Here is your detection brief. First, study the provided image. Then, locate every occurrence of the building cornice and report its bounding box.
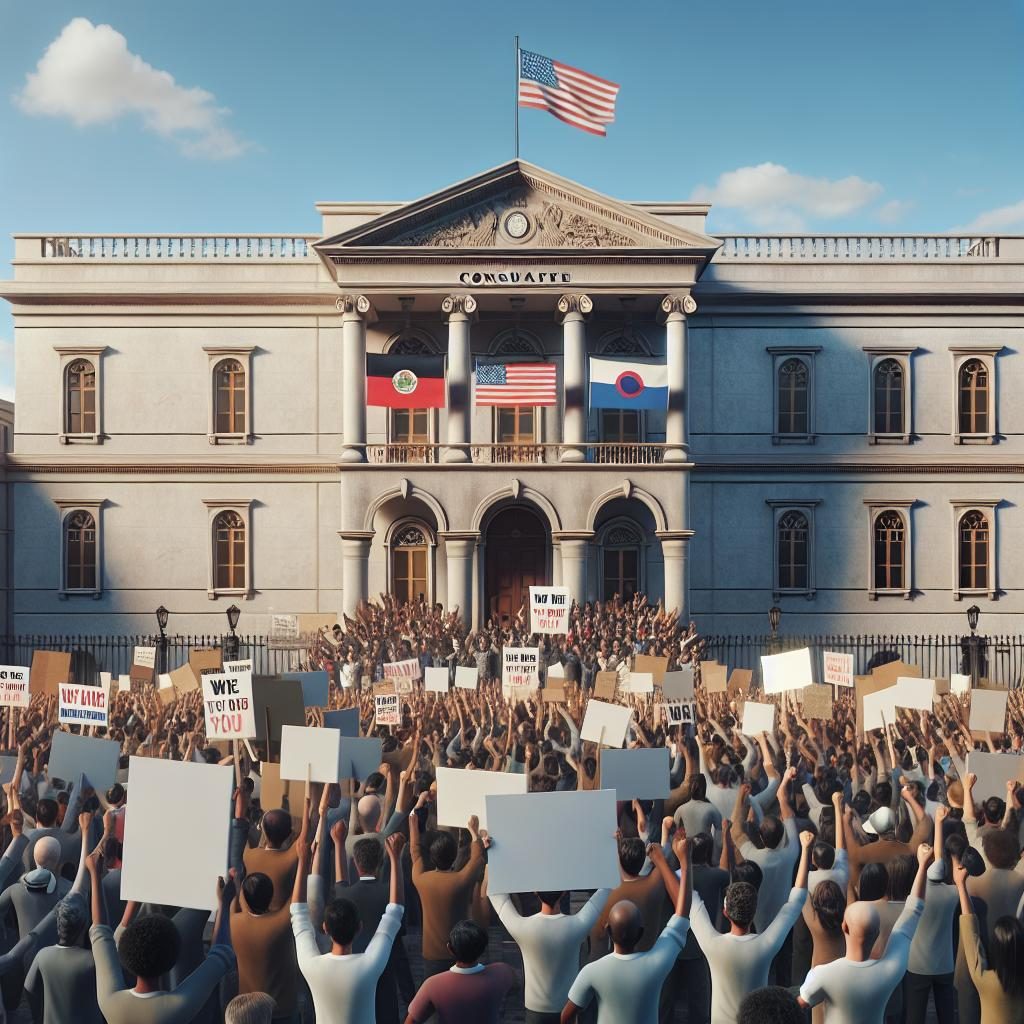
[693,459,1024,474]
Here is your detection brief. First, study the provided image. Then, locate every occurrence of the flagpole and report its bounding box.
[514,35,520,159]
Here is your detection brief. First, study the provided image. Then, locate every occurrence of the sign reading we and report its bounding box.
[201,672,256,740]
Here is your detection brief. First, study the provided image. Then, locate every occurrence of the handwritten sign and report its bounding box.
[0,666,30,708]
[383,658,422,683]
[132,646,156,670]
[662,702,695,727]
[375,691,401,727]
[59,684,109,727]
[201,671,256,740]
[503,648,540,689]
[823,652,854,688]
[529,586,571,634]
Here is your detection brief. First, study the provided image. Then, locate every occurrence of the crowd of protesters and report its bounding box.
[0,593,1022,1023]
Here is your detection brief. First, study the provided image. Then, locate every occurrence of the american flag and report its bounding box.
[518,49,620,137]
[475,362,557,406]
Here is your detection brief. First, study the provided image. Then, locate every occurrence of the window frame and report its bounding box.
[766,499,820,599]
[950,347,1001,445]
[203,499,253,599]
[54,346,107,445]
[863,348,914,444]
[53,498,104,598]
[864,500,914,600]
[767,347,820,445]
[599,408,645,444]
[597,518,646,601]
[385,518,435,605]
[204,346,254,445]
[950,499,999,601]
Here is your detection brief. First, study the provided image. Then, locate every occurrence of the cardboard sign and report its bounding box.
[270,615,300,642]
[951,673,971,697]
[258,761,297,815]
[855,673,896,734]
[156,673,177,707]
[454,666,479,691]
[280,725,342,783]
[252,676,305,746]
[870,660,920,686]
[741,701,776,735]
[727,668,753,700]
[593,671,618,701]
[375,691,401,727]
[662,667,694,701]
[862,686,899,732]
[625,672,654,695]
[435,766,528,830]
[823,652,854,688]
[485,790,620,895]
[169,662,200,695]
[201,671,256,740]
[541,684,567,703]
[58,684,109,728]
[633,655,669,685]
[132,646,156,669]
[49,731,120,791]
[966,750,1024,800]
[894,676,935,712]
[323,708,360,736]
[662,702,695,727]
[425,666,450,693]
[701,661,728,694]
[503,648,540,689]
[600,747,671,802]
[547,662,565,679]
[0,666,30,708]
[121,757,233,911]
[529,586,571,634]
[117,675,131,693]
[801,684,834,721]
[383,658,422,683]
[189,648,223,677]
[761,648,813,694]
[580,699,631,748]
[30,651,71,697]
[969,689,1008,733]
[283,671,330,708]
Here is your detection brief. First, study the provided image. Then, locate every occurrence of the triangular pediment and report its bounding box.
[317,161,719,254]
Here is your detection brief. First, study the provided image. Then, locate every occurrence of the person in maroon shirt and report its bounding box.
[405,920,517,1024]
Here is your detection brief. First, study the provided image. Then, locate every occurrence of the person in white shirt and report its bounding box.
[809,793,849,895]
[490,886,611,1023]
[291,825,406,1024]
[798,842,933,1024]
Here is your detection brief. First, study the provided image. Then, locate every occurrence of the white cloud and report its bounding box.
[13,18,249,159]
[691,162,884,231]
[958,199,1024,233]
[876,199,913,225]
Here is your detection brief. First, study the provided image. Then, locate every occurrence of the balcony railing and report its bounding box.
[366,443,668,465]
[26,235,318,259]
[714,234,1002,261]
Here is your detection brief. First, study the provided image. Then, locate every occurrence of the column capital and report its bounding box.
[441,294,478,318]
[338,530,375,544]
[556,293,593,319]
[660,293,697,319]
[336,294,374,319]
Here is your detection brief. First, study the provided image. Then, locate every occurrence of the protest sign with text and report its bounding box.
[383,658,422,683]
[201,671,256,740]
[503,647,540,688]
[59,684,109,727]
[0,666,30,708]
[823,652,854,688]
[375,691,401,726]
[529,586,571,634]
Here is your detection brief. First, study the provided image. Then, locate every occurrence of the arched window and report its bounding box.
[391,523,429,605]
[214,359,246,435]
[64,510,97,590]
[777,358,809,436]
[958,359,989,435]
[873,511,905,590]
[65,359,96,435]
[213,511,246,590]
[602,523,642,601]
[958,510,989,591]
[873,359,905,435]
[777,510,809,590]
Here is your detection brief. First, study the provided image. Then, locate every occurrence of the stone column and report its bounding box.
[554,531,593,604]
[339,531,373,615]
[661,294,696,463]
[657,530,694,620]
[558,293,592,462]
[440,531,479,624]
[441,295,476,463]
[340,295,372,464]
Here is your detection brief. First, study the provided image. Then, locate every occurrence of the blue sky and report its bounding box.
[1,1,1022,399]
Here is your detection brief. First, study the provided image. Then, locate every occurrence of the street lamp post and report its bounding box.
[966,604,981,688]
[768,605,782,653]
[224,604,241,662]
[155,605,169,675]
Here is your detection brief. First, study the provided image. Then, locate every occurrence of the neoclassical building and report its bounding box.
[2,160,1023,635]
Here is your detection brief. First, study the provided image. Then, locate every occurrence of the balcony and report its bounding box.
[713,234,1020,261]
[366,443,668,465]
[18,234,319,260]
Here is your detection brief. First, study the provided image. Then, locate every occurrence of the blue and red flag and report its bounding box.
[589,357,668,410]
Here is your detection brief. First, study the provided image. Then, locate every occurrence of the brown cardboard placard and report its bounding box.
[189,648,223,676]
[594,672,618,702]
[933,677,951,696]
[30,651,72,697]
[257,761,301,832]
[702,662,728,694]
[541,684,567,703]
[856,673,897,735]
[169,663,199,695]
[801,683,834,720]
[129,664,155,693]
[372,680,396,697]
[727,669,753,699]
[870,660,921,686]
[633,655,669,685]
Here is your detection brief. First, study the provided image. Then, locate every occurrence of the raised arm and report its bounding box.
[795,830,813,891]
[386,833,406,907]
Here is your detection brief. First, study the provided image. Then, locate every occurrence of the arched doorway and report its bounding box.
[484,506,549,626]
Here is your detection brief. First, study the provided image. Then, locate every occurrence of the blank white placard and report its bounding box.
[662,668,694,701]
[741,701,776,736]
[120,757,232,911]
[425,667,450,693]
[48,732,121,792]
[625,672,654,694]
[969,689,1009,733]
[279,725,341,783]
[435,766,528,830]
[951,673,971,696]
[895,676,935,711]
[862,686,898,732]
[455,666,479,690]
[599,748,670,801]
[967,750,1024,800]
[580,699,631,747]
[485,789,620,895]
[761,648,813,694]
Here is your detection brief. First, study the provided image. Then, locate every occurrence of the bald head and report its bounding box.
[844,901,880,956]
[357,795,382,831]
[261,809,292,848]
[34,836,61,872]
[607,899,644,952]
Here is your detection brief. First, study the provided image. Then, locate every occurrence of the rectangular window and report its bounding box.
[600,409,640,443]
[603,549,639,601]
[497,406,536,443]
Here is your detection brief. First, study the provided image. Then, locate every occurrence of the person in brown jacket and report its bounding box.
[408,791,484,978]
